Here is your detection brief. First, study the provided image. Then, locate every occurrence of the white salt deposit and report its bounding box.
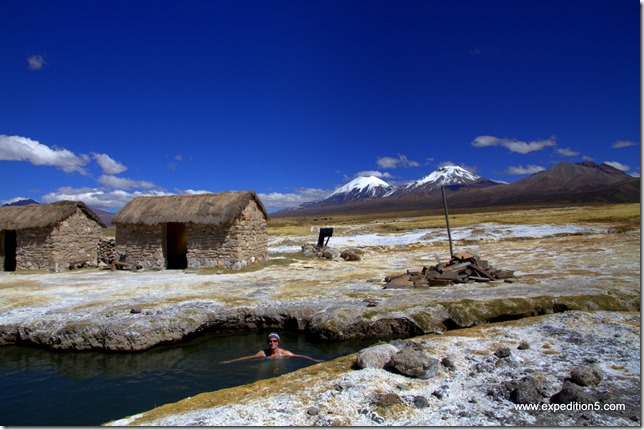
[268,223,606,253]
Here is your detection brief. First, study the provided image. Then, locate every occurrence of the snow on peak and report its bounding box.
[328,176,392,198]
[412,165,480,187]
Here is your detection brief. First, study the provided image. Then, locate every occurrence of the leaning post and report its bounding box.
[441,185,454,259]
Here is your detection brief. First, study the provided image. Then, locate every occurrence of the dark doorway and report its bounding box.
[165,223,187,270]
[3,230,17,271]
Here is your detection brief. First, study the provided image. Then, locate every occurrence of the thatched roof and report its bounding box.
[112,191,268,226]
[0,201,106,230]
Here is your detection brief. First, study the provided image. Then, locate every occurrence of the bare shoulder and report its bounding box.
[279,348,295,357]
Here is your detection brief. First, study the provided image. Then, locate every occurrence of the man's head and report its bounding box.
[267,332,280,345]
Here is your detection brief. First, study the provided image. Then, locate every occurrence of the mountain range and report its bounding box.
[272,161,640,217]
[2,199,40,207]
[3,161,639,220]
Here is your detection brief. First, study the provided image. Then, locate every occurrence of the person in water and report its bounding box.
[220,333,324,364]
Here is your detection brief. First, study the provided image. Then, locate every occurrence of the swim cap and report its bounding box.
[267,332,280,342]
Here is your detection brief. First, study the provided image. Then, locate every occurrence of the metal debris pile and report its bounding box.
[384,252,515,288]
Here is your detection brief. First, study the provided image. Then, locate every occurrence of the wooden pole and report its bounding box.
[441,185,454,258]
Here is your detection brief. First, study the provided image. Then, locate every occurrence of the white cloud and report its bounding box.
[437,161,478,174]
[92,153,127,175]
[555,147,579,157]
[472,135,557,154]
[438,161,455,167]
[293,188,332,201]
[168,154,185,172]
[180,189,212,195]
[505,164,545,175]
[354,170,394,179]
[612,140,638,149]
[376,154,419,169]
[0,135,162,195]
[0,134,90,173]
[27,54,46,70]
[42,186,229,211]
[603,161,630,171]
[42,186,172,210]
[258,188,331,211]
[97,175,157,190]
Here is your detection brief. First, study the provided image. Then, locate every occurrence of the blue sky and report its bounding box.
[1,1,640,212]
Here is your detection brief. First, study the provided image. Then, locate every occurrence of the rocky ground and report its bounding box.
[0,217,640,425]
[0,223,639,351]
[106,310,640,426]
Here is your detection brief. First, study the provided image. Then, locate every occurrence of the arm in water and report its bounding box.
[220,350,265,364]
[220,332,324,364]
[220,349,324,364]
[281,350,324,363]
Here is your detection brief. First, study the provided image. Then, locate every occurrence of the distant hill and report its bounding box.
[443,161,639,209]
[2,199,40,207]
[90,207,115,226]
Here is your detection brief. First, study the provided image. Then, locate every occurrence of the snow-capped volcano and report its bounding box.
[276,176,394,214]
[325,176,393,204]
[415,165,481,186]
[388,165,495,196]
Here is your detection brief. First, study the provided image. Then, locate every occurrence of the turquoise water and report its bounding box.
[0,332,375,426]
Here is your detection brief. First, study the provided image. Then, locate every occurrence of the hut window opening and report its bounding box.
[165,223,187,270]
[3,230,17,272]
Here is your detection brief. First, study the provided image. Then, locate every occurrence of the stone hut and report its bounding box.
[112,191,268,270]
[0,201,106,272]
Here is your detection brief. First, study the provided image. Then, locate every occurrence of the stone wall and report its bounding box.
[229,199,268,268]
[114,224,165,269]
[114,200,268,270]
[185,199,268,269]
[16,226,54,271]
[51,209,103,271]
[13,209,103,272]
[98,238,116,265]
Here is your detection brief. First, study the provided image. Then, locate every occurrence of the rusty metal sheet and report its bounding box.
[453,252,476,261]
[442,262,472,272]
[435,271,460,280]
[470,264,495,279]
